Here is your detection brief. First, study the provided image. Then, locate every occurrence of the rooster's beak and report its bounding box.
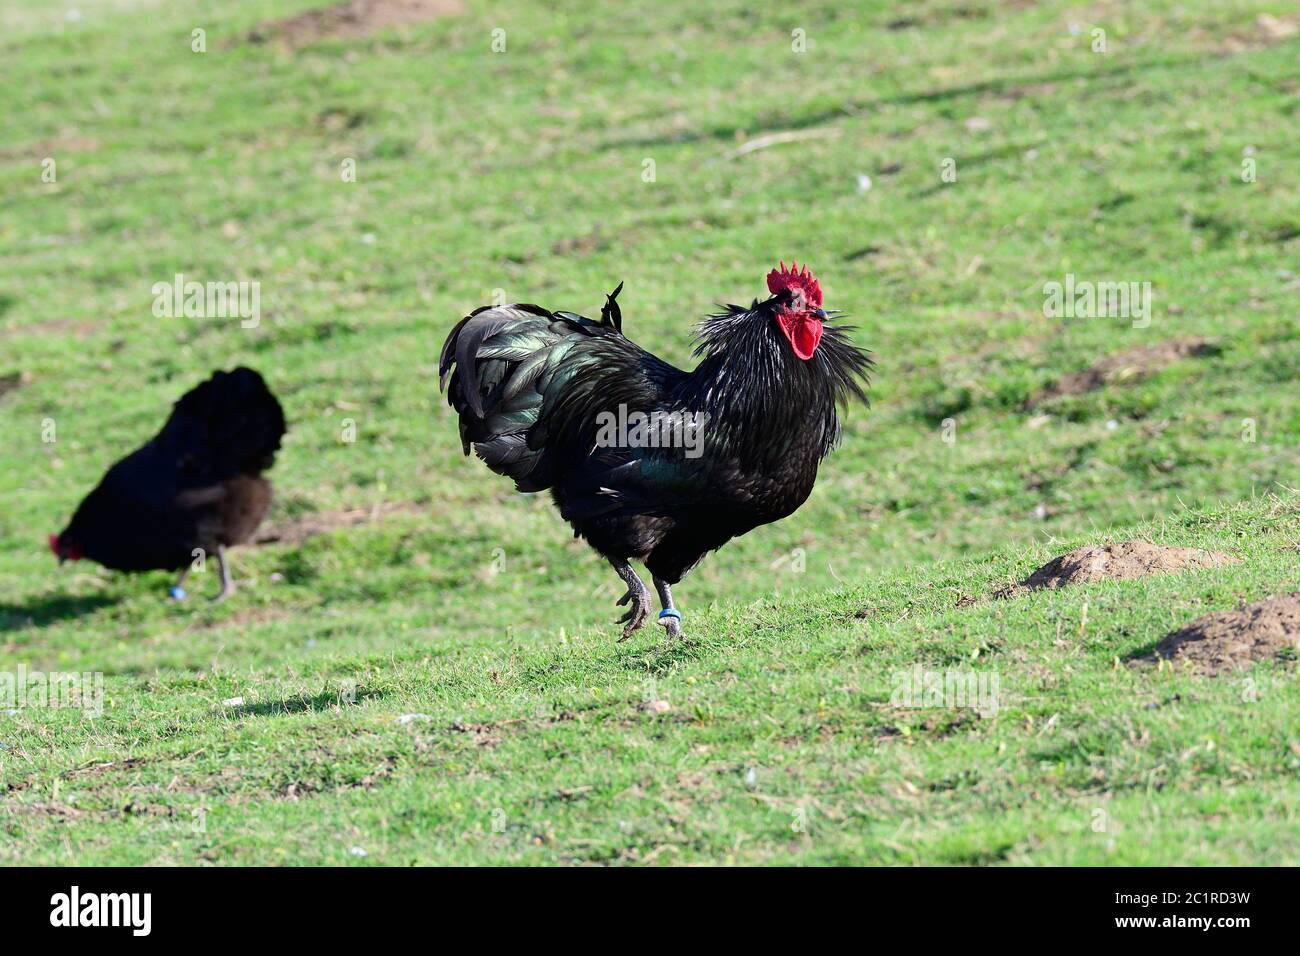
[812,309,828,320]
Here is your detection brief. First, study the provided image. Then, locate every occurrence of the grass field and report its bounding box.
[1,0,1297,864]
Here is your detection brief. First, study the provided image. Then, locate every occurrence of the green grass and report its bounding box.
[1,0,1297,864]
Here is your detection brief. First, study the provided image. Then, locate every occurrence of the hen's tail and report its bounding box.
[159,367,287,480]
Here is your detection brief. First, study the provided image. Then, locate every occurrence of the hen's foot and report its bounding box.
[210,544,235,604]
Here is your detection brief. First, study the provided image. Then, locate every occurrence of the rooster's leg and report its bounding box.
[611,559,651,640]
[653,576,683,639]
[211,544,235,604]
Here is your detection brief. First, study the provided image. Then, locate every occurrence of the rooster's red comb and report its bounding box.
[766,261,823,309]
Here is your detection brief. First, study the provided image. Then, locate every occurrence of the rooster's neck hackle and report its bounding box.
[683,300,873,465]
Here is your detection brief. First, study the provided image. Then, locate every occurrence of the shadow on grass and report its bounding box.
[0,594,117,633]
[226,686,386,717]
[600,57,1178,152]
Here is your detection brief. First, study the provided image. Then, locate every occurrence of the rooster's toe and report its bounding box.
[616,595,651,640]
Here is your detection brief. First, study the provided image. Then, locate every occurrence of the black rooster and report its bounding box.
[440,263,872,639]
[50,367,286,602]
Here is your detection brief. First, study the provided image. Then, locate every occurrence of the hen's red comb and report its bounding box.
[766,261,823,309]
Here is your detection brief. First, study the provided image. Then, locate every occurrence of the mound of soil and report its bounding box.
[248,0,464,47]
[1028,337,1216,407]
[1013,541,1238,593]
[1150,594,1300,675]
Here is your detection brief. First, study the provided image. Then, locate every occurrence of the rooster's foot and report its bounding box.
[658,609,683,640]
[611,559,651,641]
[616,588,651,640]
[653,576,683,640]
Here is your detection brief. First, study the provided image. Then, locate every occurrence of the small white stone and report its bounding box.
[857,174,873,194]
[221,696,245,707]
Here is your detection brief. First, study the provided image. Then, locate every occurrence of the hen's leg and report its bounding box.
[169,564,192,601]
[211,544,236,604]
[610,559,651,640]
[653,576,683,639]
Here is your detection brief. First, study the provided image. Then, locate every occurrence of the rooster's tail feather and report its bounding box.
[441,304,594,491]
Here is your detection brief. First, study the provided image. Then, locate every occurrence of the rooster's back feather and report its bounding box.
[440,301,686,494]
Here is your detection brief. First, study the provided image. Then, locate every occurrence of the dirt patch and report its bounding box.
[282,756,398,801]
[1147,594,1300,675]
[4,757,150,797]
[199,607,292,630]
[1007,541,1239,594]
[247,0,465,47]
[449,720,504,748]
[0,318,99,341]
[12,801,87,820]
[256,502,425,546]
[0,371,26,401]
[1213,14,1299,54]
[551,230,607,258]
[1028,337,1217,407]
[0,137,99,161]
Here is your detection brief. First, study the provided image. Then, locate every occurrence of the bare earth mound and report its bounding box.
[1028,337,1216,407]
[248,0,464,47]
[1013,540,1239,593]
[1150,594,1300,675]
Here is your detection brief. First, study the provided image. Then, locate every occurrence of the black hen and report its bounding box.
[51,367,287,602]
[440,263,872,639]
